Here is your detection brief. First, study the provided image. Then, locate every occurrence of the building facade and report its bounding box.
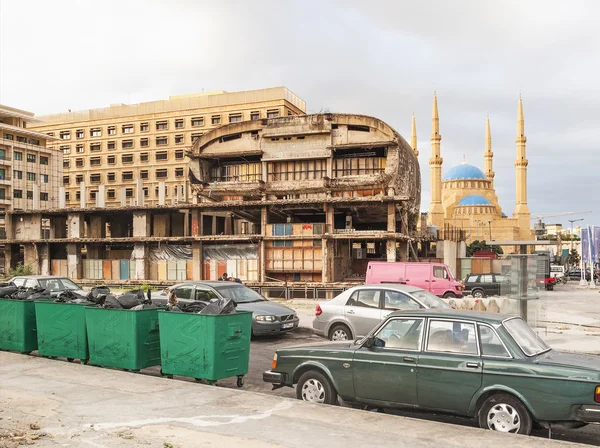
[425,94,533,248]
[29,87,305,208]
[2,113,425,289]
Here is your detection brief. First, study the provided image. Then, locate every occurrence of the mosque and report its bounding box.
[414,94,534,245]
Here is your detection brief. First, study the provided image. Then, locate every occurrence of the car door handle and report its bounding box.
[466,362,480,369]
[347,310,355,314]
[424,280,430,282]
[403,357,415,363]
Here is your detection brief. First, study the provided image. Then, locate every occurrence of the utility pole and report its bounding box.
[568,218,584,269]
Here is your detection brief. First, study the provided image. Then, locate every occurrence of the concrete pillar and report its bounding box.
[260,206,267,282]
[80,181,86,208]
[133,243,148,280]
[136,179,144,207]
[96,185,106,208]
[5,213,15,239]
[387,239,397,262]
[325,204,334,234]
[387,203,396,233]
[176,185,182,203]
[211,215,217,235]
[398,241,409,262]
[23,244,39,275]
[89,216,105,239]
[33,184,40,210]
[158,181,166,205]
[191,209,201,236]
[183,210,190,237]
[4,244,19,271]
[67,243,82,279]
[133,211,151,238]
[192,241,203,281]
[59,187,66,209]
[67,213,84,239]
[225,213,233,235]
[120,188,127,206]
[322,238,333,282]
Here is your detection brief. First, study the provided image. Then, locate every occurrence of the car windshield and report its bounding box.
[213,284,266,303]
[409,290,452,309]
[503,317,550,356]
[38,278,80,291]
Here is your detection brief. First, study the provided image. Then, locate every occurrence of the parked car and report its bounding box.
[264,309,600,435]
[463,273,511,298]
[365,262,464,298]
[154,281,299,336]
[568,269,591,281]
[7,275,87,297]
[312,284,451,341]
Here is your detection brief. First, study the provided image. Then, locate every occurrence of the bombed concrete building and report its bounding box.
[2,113,424,291]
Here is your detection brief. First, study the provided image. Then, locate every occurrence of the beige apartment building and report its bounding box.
[30,87,306,207]
[0,105,62,224]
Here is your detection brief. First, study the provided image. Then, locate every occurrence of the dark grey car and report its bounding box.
[8,275,87,297]
[154,281,299,336]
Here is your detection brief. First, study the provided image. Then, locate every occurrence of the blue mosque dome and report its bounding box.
[443,163,486,181]
[457,195,492,206]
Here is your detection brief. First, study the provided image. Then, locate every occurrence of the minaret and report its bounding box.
[428,92,444,227]
[410,113,418,157]
[484,115,494,183]
[514,95,530,224]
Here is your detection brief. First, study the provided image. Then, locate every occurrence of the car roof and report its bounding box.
[353,283,425,293]
[11,275,68,279]
[170,281,244,288]
[387,308,514,325]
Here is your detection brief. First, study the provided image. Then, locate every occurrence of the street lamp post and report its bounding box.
[488,220,493,241]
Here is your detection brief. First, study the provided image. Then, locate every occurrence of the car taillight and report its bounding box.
[315,304,322,317]
[595,386,600,403]
[271,353,278,370]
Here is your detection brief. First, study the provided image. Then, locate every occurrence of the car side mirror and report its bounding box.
[363,336,385,349]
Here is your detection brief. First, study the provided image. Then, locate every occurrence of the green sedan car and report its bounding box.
[264,309,600,435]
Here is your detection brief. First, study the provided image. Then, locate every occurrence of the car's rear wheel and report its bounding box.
[329,324,352,341]
[296,370,337,405]
[478,393,532,435]
[472,289,486,298]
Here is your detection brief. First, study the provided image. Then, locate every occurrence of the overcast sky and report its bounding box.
[1,0,598,228]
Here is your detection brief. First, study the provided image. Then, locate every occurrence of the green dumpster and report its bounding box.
[85,307,160,371]
[0,299,38,353]
[158,310,252,386]
[35,301,89,363]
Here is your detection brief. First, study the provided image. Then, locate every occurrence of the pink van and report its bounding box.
[365,262,464,298]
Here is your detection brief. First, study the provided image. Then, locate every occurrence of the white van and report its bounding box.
[550,265,566,283]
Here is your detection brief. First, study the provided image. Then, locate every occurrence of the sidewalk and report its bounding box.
[0,352,587,448]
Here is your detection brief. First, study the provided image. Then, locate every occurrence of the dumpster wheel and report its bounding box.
[81,359,89,365]
[237,376,244,388]
[67,358,74,362]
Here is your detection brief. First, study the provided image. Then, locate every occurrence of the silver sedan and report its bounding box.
[313,284,451,341]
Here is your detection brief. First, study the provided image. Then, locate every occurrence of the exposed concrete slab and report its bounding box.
[0,352,585,448]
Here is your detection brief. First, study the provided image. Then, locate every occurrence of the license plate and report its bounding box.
[281,322,294,329]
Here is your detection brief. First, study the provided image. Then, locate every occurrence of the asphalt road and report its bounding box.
[142,328,600,446]
[30,328,600,445]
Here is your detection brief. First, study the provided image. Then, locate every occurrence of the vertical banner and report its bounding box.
[581,228,589,264]
[594,226,600,263]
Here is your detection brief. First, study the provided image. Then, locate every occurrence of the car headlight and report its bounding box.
[255,315,277,322]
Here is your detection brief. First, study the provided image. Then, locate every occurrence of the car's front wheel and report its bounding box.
[329,323,352,341]
[478,393,532,435]
[296,370,338,405]
[443,292,457,298]
[472,288,486,298]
